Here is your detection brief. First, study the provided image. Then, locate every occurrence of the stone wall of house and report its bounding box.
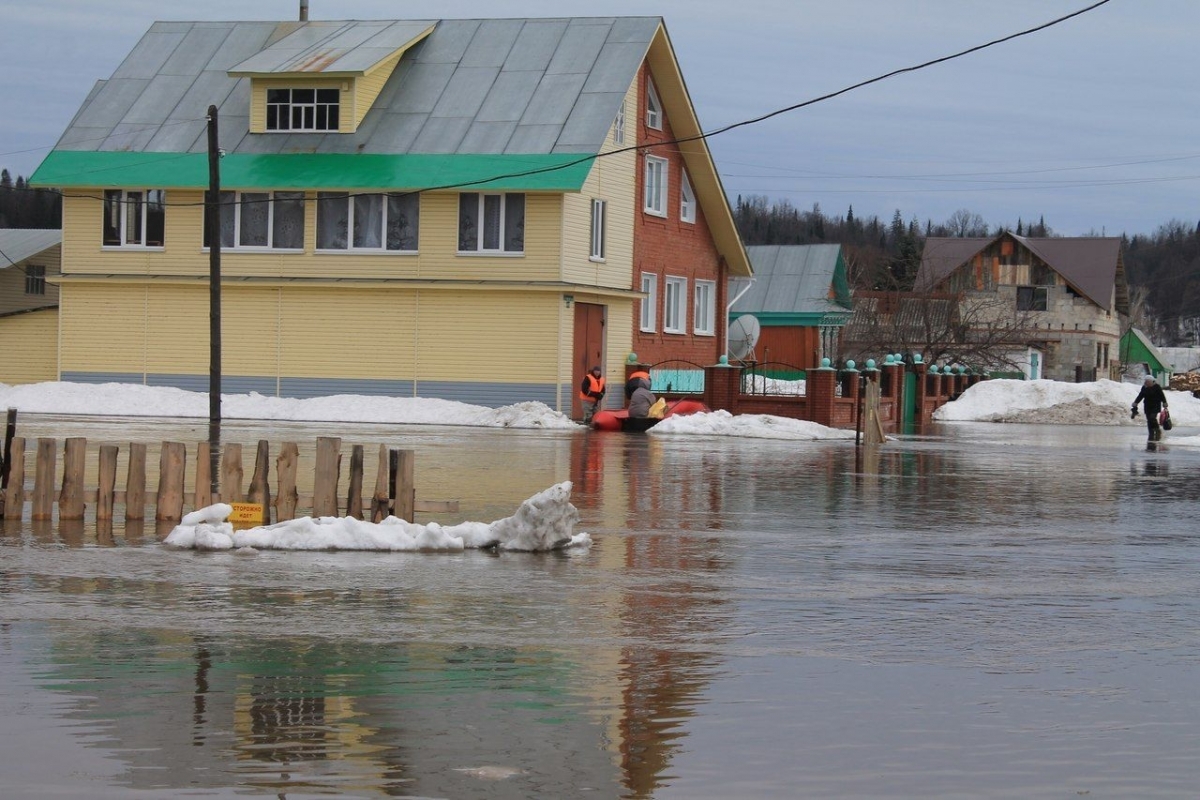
[1033,287,1122,381]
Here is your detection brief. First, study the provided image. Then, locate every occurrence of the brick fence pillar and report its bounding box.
[704,363,741,413]
[808,365,837,427]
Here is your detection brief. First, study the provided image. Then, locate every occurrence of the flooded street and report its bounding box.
[2,416,1199,798]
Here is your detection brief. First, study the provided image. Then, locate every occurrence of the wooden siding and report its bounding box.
[61,191,566,283]
[0,308,58,384]
[561,79,637,289]
[0,244,60,315]
[57,282,575,396]
[353,51,406,129]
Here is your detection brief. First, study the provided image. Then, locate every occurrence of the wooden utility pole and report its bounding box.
[206,104,222,498]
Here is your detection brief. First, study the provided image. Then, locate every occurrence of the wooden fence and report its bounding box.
[0,431,456,526]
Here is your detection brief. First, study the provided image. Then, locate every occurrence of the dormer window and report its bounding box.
[266,88,340,132]
[646,77,662,130]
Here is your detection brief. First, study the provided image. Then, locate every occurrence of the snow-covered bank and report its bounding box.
[0,381,576,429]
[934,379,1200,427]
[652,409,856,440]
[164,482,589,553]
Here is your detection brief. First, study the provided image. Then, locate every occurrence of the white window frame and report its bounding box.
[266,87,340,132]
[25,264,46,296]
[316,192,420,253]
[644,155,668,217]
[694,279,715,335]
[458,192,525,254]
[103,189,166,249]
[664,276,687,334]
[680,170,696,224]
[640,273,658,332]
[590,199,606,261]
[646,77,662,130]
[613,99,625,145]
[205,191,305,251]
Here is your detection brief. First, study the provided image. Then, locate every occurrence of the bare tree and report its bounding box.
[842,288,1039,373]
[945,208,989,238]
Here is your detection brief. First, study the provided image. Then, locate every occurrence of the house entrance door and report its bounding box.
[572,302,606,419]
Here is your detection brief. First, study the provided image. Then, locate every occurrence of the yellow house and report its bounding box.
[31,16,749,412]
[0,228,61,384]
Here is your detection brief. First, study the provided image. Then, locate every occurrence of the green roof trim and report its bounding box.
[731,310,850,327]
[31,150,596,192]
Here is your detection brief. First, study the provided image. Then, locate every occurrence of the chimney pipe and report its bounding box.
[299,0,309,21]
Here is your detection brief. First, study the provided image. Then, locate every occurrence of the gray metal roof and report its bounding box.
[732,244,850,315]
[0,228,61,269]
[53,16,661,158]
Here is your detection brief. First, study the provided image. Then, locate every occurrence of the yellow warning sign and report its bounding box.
[228,502,264,524]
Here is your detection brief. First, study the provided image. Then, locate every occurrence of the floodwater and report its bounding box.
[2,416,1199,799]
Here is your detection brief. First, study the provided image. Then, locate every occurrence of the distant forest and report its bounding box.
[0,169,60,230]
[733,195,1200,347]
[2,167,1196,345]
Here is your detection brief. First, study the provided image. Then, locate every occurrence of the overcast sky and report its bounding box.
[2,0,1197,237]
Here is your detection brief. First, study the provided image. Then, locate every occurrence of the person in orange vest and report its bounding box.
[580,366,606,424]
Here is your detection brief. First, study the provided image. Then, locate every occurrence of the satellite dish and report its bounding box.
[728,315,760,361]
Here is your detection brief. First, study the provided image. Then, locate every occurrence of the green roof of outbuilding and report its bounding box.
[31,150,595,191]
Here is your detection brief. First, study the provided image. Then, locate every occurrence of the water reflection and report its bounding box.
[2,420,1200,797]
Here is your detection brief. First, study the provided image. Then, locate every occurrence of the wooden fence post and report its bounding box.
[59,437,88,520]
[346,444,364,519]
[126,443,147,521]
[97,445,118,521]
[220,443,244,504]
[2,437,25,520]
[248,440,271,525]
[156,441,187,521]
[313,437,341,517]
[392,449,415,523]
[194,441,212,510]
[371,444,389,522]
[276,442,299,521]
[32,438,57,520]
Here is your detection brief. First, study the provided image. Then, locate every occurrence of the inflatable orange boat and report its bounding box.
[590,398,709,432]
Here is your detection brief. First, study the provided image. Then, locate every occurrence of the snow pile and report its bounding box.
[164,482,589,553]
[935,378,1200,425]
[652,409,856,440]
[0,381,577,429]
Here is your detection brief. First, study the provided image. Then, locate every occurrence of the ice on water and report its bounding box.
[164,482,589,553]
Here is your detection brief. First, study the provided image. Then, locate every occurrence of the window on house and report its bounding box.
[694,280,715,335]
[458,193,525,253]
[1016,286,1047,311]
[103,189,165,247]
[316,192,420,251]
[640,273,658,332]
[590,199,606,261]
[644,156,667,217]
[613,99,625,145]
[204,191,305,250]
[680,170,696,224]
[646,77,662,130]
[266,88,340,132]
[664,276,687,334]
[24,265,45,295]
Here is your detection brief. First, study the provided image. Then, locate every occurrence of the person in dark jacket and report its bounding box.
[1131,374,1168,441]
[625,368,651,401]
[579,366,606,424]
[628,376,656,418]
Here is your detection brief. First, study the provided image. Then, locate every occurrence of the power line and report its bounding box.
[20,0,1114,208]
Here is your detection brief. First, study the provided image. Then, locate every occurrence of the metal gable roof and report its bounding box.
[0,229,61,269]
[228,21,435,75]
[732,245,850,316]
[916,234,1122,311]
[41,16,660,165]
